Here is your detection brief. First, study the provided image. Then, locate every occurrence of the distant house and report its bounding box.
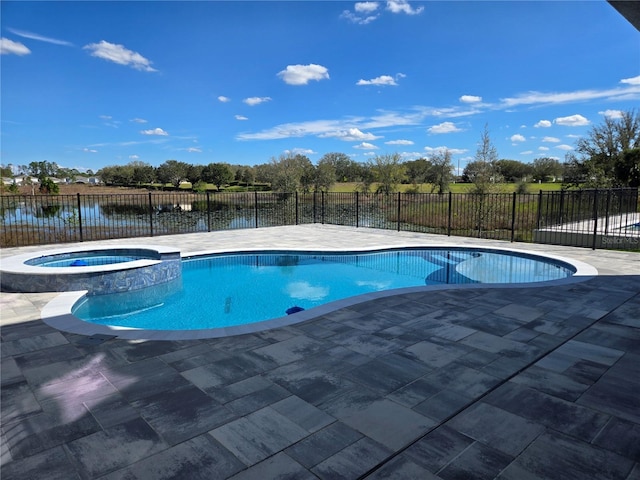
[2,177,15,185]
[12,175,39,185]
[74,176,102,185]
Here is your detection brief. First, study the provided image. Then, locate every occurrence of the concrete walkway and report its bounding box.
[1,225,639,479]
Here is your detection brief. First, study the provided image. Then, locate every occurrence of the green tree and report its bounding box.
[269,154,312,193]
[615,148,640,188]
[469,124,501,193]
[28,160,59,179]
[38,177,59,194]
[574,110,640,187]
[370,153,406,195]
[319,152,359,182]
[356,165,375,194]
[314,157,337,192]
[97,164,133,185]
[239,166,256,186]
[202,163,234,191]
[156,160,190,188]
[495,159,533,182]
[253,163,274,185]
[428,149,453,194]
[185,164,204,185]
[130,161,155,185]
[0,164,13,177]
[532,157,562,182]
[299,161,316,194]
[404,158,433,189]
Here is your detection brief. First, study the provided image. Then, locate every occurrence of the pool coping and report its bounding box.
[40,243,598,341]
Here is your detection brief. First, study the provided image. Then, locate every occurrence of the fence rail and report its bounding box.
[1,189,638,250]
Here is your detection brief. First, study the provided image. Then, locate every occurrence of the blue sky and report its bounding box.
[1,1,639,174]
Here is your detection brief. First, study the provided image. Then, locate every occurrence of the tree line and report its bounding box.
[3,110,638,195]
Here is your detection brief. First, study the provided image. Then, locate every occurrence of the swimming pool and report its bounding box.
[69,247,576,334]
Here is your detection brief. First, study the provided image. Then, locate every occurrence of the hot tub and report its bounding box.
[1,245,181,295]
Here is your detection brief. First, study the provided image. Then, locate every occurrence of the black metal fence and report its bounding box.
[1,188,638,250]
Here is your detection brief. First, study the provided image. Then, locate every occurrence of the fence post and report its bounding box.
[206,191,211,232]
[447,191,452,237]
[254,191,259,228]
[536,190,542,230]
[321,191,325,224]
[355,191,359,228]
[148,192,154,237]
[76,193,84,242]
[604,189,611,235]
[313,191,317,223]
[592,189,598,250]
[295,191,299,225]
[397,192,401,232]
[510,191,516,242]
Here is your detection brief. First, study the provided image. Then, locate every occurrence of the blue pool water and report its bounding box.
[72,248,574,331]
[33,255,146,267]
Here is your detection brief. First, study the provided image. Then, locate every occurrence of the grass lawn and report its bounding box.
[328,182,564,194]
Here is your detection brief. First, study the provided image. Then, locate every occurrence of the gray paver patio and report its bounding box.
[1,225,639,479]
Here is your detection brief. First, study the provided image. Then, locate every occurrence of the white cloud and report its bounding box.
[600,109,624,119]
[427,106,482,118]
[510,134,526,142]
[320,127,380,141]
[237,109,425,141]
[621,75,640,85]
[83,148,98,153]
[129,155,139,160]
[277,64,329,85]
[542,136,560,143]
[0,38,31,55]
[459,95,482,103]
[556,144,573,151]
[140,127,168,136]
[243,96,271,106]
[355,2,379,13]
[186,147,202,153]
[235,115,249,121]
[340,9,380,24]
[83,40,157,72]
[385,139,414,145]
[554,114,589,127]
[100,115,121,128]
[386,0,424,15]
[7,28,73,46]
[356,74,401,86]
[354,142,378,149]
[285,148,316,156]
[130,118,147,124]
[534,120,552,128]
[424,146,467,155]
[500,85,640,108]
[520,150,534,155]
[218,96,231,103]
[397,151,423,160]
[428,122,461,134]
[538,146,549,151]
[565,134,582,138]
